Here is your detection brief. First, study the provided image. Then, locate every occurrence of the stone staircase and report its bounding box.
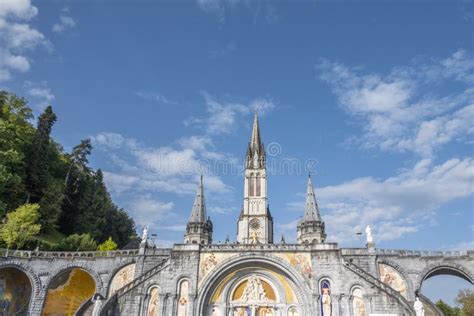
[343,259,415,315]
[99,258,170,315]
[75,258,169,316]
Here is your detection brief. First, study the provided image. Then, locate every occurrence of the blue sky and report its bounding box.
[1,0,472,303]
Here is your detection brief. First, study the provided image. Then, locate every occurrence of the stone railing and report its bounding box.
[197,242,339,252]
[376,248,471,258]
[0,248,139,259]
[101,258,170,315]
[343,259,414,315]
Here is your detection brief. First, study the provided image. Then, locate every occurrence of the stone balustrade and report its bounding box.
[375,248,471,257]
[0,248,139,259]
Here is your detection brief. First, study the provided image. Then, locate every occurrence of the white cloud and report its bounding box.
[196,0,278,24]
[186,93,275,135]
[24,81,55,108]
[128,195,175,227]
[315,157,474,245]
[134,91,175,104]
[318,50,474,158]
[52,15,76,33]
[92,132,230,195]
[0,0,48,82]
[0,0,38,19]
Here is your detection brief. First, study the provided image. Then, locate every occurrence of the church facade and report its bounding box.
[97,114,472,316]
[0,115,472,316]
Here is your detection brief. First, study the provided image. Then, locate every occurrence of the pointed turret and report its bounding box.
[184,176,213,244]
[189,175,206,223]
[303,174,322,221]
[297,174,326,244]
[246,112,266,169]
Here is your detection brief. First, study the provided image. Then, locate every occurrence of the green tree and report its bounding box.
[98,237,118,251]
[0,203,41,249]
[0,91,35,215]
[456,289,474,316]
[436,299,461,316]
[25,105,57,204]
[59,233,97,251]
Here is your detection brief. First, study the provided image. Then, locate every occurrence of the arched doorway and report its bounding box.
[42,268,96,315]
[0,267,32,314]
[198,256,310,316]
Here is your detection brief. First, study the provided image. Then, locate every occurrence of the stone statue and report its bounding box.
[414,297,424,316]
[240,275,267,302]
[91,294,103,316]
[365,225,374,245]
[141,225,149,243]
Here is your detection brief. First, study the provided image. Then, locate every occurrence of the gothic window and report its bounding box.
[320,280,332,316]
[351,287,365,316]
[255,173,261,196]
[249,173,255,197]
[177,280,189,316]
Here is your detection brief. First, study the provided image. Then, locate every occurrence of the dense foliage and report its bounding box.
[0,91,136,250]
[436,299,462,316]
[0,203,41,249]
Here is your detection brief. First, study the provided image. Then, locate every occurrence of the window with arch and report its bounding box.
[249,173,255,197]
[320,279,332,316]
[288,305,299,316]
[176,279,189,316]
[147,286,160,316]
[255,173,261,196]
[351,287,365,316]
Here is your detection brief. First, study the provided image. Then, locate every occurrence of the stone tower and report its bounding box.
[184,175,213,244]
[237,113,273,244]
[297,174,326,244]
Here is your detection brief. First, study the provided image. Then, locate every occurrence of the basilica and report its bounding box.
[1,114,472,316]
[95,114,472,316]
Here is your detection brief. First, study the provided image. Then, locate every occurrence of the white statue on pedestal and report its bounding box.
[414,297,424,316]
[91,294,103,316]
[141,225,149,244]
[365,225,374,245]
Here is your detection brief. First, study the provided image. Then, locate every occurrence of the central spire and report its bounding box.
[238,113,273,244]
[246,112,266,169]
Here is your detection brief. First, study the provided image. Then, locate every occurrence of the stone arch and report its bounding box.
[416,261,474,291]
[173,275,194,295]
[44,263,104,294]
[0,260,40,314]
[316,275,333,292]
[197,253,313,315]
[41,263,102,314]
[106,260,136,297]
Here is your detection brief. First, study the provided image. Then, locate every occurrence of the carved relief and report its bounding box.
[378,263,408,298]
